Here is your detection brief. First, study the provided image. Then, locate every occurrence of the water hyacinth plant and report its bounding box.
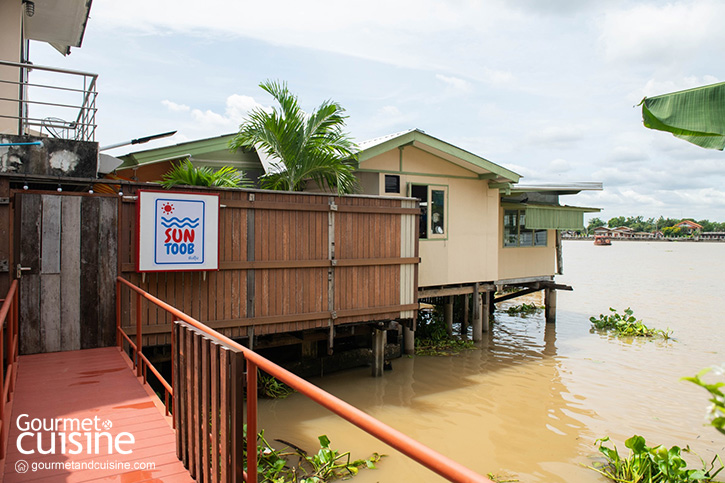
[590,308,671,338]
[683,365,725,435]
[505,303,541,316]
[249,430,384,482]
[587,435,723,483]
[259,373,296,399]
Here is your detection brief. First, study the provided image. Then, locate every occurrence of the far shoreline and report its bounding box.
[563,236,725,243]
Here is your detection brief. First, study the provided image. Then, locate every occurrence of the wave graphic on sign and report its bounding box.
[161,216,200,229]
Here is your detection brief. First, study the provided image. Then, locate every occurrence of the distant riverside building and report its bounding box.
[610,226,634,238]
[674,220,703,235]
[701,232,725,241]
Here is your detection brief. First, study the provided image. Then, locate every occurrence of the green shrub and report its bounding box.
[161,159,252,188]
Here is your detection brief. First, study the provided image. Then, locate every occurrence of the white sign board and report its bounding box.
[137,190,219,272]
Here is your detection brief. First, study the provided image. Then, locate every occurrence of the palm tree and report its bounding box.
[229,80,360,195]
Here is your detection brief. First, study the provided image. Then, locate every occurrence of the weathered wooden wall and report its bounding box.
[118,186,419,347]
[15,192,117,354]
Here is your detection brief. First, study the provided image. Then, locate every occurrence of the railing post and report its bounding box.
[13,285,18,366]
[136,291,143,377]
[246,360,257,483]
[116,280,121,348]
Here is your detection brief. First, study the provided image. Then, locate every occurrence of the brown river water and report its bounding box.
[258,240,725,482]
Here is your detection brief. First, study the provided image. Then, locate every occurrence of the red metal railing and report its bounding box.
[116,280,173,416]
[0,280,19,459]
[116,276,491,483]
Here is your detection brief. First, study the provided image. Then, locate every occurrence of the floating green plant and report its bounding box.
[590,308,671,338]
[248,429,384,482]
[259,373,296,399]
[415,338,476,356]
[505,303,541,316]
[586,435,722,483]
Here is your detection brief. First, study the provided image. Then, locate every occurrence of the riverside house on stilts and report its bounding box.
[117,129,601,361]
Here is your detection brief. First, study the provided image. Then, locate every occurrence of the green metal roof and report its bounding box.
[358,129,521,183]
[118,133,261,170]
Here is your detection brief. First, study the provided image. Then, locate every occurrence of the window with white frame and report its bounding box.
[411,184,447,239]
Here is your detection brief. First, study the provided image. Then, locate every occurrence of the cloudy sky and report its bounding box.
[30,0,725,222]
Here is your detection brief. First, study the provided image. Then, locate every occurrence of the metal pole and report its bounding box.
[136,292,142,377]
[246,361,258,483]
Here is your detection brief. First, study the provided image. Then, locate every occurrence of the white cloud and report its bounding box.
[436,74,473,93]
[640,75,721,99]
[599,1,725,65]
[359,105,415,134]
[548,158,572,173]
[162,100,190,112]
[225,95,269,121]
[155,94,272,143]
[480,68,515,85]
[607,146,648,164]
[527,125,586,147]
[190,109,232,129]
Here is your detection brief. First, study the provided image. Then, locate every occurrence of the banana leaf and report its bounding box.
[640,81,725,150]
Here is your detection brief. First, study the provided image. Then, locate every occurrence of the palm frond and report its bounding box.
[230,80,360,195]
[160,159,252,189]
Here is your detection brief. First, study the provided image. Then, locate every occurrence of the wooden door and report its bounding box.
[16,193,118,355]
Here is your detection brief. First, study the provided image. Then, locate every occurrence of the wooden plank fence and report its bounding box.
[118,186,419,347]
[0,176,417,355]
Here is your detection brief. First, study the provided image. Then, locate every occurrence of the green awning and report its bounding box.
[641,82,725,150]
[524,205,600,230]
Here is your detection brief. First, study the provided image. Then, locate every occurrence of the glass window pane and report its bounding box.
[504,209,518,246]
[520,229,533,246]
[534,230,548,246]
[431,189,445,235]
[384,175,400,193]
[411,185,428,239]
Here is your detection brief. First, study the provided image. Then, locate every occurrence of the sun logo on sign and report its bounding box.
[161,202,174,215]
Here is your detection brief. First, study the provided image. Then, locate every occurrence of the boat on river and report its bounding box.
[594,235,612,246]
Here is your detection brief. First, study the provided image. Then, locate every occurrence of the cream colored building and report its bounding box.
[355,130,599,293]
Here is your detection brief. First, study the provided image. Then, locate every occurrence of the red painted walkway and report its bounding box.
[2,347,192,482]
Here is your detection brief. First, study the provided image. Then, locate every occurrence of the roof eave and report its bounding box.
[358,129,521,183]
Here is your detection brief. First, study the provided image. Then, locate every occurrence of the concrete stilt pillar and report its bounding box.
[372,328,386,377]
[482,292,490,333]
[544,319,557,355]
[544,288,557,324]
[472,283,482,342]
[403,323,415,355]
[444,296,454,337]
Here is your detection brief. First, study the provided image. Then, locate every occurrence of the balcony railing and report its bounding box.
[0,60,98,142]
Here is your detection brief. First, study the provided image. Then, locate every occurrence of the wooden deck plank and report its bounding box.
[2,347,191,482]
